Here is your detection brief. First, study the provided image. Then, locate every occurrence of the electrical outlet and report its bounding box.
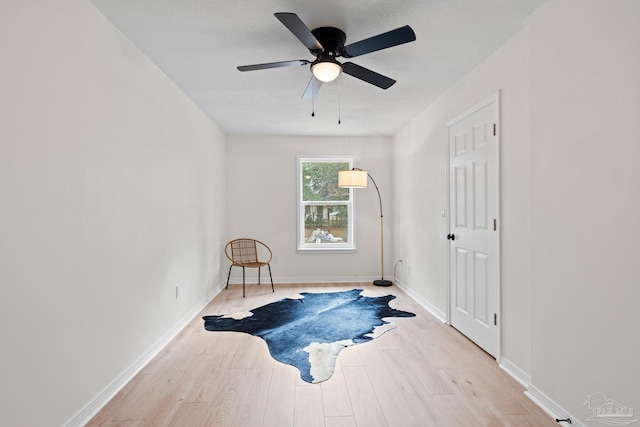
[175,285,181,299]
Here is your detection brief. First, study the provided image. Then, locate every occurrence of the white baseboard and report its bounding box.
[64,282,225,427]
[500,358,583,426]
[498,357,531,389]
[525,384,584,427]
[227,275,381,285]
[499,358,584,426]
[393,279,447,322]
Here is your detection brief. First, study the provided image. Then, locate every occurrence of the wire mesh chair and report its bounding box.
[225,238,274,297]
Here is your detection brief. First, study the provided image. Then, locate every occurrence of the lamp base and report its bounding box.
[373,279,393,287]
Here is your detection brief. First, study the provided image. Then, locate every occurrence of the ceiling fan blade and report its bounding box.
[341,25,416,58]
[274,12,324,52]
[237,59,309,72]
[302,76,323,100]
[341,62,396,89]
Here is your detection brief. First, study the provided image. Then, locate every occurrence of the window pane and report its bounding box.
[304,204,349,243]
[302,161,350,202]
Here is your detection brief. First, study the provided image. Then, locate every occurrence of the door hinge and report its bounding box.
[493,123,497,136]
[494,313,497,326]
[493,218,497,231]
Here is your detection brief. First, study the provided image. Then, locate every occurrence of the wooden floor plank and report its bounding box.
[168,402,213,427]
[437,369,511,426]
[261,362,296,427]
[342,364,388,427]
[294,385,324,427]
[358,341,420,427]
[432,394,485,426]
[226,368,272,427]
[324,416,357,427]
[336,344,363,367]
[320,360,354,417]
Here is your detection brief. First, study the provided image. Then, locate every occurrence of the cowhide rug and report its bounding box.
[203,289,415,383]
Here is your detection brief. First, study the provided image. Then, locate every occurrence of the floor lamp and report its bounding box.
[338,168,393,286]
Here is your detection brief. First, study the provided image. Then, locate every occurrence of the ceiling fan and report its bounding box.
[237,12,416,99]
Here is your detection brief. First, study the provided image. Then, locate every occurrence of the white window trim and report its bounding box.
[297,155,357,253]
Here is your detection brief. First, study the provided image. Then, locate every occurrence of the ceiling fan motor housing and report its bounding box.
[310,27,347,56]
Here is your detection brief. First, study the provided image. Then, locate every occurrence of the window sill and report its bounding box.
[297,246,357,254]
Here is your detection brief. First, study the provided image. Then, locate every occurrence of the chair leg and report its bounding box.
[242,266,245,298]
[226,265,233,289]
[268,263,274,293]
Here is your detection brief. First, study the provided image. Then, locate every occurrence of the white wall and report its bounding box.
[0,1,227,426]
[393,0,640,424]
[528,0,640,421]
[226,135,392,283]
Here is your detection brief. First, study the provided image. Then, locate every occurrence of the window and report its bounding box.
[298,156,355,252]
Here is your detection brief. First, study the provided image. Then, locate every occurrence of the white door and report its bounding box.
[447,93,500,358]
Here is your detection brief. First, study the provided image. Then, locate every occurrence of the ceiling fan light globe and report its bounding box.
[312,62,341,82]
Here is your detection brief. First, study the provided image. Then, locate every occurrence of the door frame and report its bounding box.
[445,91,501,360]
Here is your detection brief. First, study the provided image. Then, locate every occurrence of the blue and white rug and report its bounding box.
[203,289,416,383]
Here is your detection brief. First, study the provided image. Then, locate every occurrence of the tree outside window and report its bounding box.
[298,157,355,252]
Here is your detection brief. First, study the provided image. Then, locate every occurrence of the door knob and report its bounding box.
[447,234,455,240]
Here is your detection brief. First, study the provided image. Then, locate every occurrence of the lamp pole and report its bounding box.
[366,173,393,286]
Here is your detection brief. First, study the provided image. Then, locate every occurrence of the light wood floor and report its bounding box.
[88,282,556,426]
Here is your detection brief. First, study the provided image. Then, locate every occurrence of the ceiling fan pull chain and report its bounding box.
[338,77,341,124]
[312,83,315,117]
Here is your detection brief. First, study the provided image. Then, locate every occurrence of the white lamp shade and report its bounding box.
[338,170,368,188]
[312,61,341,82]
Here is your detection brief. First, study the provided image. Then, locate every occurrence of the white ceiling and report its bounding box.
[89,0,545,136]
